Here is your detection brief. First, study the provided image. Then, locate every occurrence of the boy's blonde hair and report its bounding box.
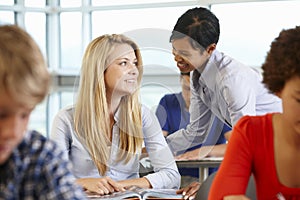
[0,25,50,108]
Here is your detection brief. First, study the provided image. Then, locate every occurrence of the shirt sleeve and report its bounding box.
[50,108,73,160]
[208,116,254,200]
[142,105,181,189]
[221,70,258,126]
[166,80,213,155]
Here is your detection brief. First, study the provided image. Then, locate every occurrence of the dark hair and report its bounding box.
[170,7,220,50]
[262,26,300,94]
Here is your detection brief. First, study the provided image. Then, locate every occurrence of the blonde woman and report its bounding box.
[51,34,180,195]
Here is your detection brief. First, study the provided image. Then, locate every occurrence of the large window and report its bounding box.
[0,11,14,24]
[25,12,46,56]
[212,0,300,67]
[1,0,299,137]
[60,12,82,69]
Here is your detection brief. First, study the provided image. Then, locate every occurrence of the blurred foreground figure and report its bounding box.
[0,25,87,199]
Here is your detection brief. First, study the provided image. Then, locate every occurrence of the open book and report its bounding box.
[86,185,184,200]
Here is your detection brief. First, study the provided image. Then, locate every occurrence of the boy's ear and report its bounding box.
[206,43,216,54]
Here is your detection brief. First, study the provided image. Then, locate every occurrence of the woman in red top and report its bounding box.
[209,26,300,200]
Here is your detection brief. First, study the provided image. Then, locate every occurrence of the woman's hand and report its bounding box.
[176,181,201,200]
[224,195,251,200]
[76,177,125,195]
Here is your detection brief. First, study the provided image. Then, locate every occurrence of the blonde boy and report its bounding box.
[0,25,86,199]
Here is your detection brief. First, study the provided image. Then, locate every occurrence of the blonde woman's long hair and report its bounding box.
[74,34,143,175]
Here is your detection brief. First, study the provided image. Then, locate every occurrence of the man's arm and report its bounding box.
[166,83,212,155]
[175,144,227,160]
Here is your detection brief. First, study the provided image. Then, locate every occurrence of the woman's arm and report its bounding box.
[51,107,125,195]
[50,107,74,160]
[118,177,151,188]
[142,105,181,189]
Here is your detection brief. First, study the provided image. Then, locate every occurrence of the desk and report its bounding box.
[176,157,223,183]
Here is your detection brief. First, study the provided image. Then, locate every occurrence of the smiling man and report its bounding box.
[165,8,284,199]
[167,7,283,199]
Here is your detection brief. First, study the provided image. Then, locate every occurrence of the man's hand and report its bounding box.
[175,146,213,160]
[175,148,202,160]
[175,144,227,160]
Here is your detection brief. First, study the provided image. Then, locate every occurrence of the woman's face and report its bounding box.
[278,76,300,135]
[105,44,139,99]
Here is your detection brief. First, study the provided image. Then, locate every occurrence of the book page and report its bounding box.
[85,186,183,200]
[86,190,141,200]
[140,189,183,200]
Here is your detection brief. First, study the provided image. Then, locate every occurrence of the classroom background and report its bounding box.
[0,0,299,137]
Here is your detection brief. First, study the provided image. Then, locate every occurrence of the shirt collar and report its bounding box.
[198,50,221,89]
[113,105,121,124]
